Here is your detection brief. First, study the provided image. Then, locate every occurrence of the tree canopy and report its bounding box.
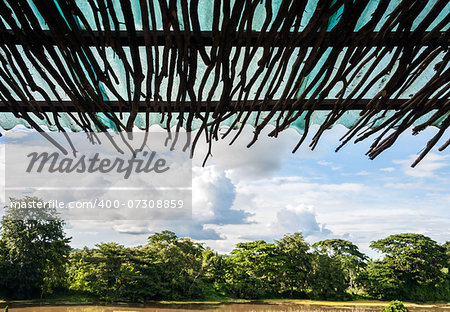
[361,233,449,301]
[0,202,448,302]
[0,197,71,299]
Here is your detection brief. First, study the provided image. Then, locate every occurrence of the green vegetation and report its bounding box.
[358,234,449,301]
[0,197,71,299]
[0,198,449,302]
[381,300,409,312]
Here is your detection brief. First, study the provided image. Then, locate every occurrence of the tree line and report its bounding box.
[0,197,449,302]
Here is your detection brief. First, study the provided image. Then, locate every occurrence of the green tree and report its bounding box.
[362,233,448,300]
[201,248,230,297]
[146,231,210,299]
[68,243,152,301]
[68,231,218,301]
[313,239,367,289]
[443,241,450,264]
[309,251,347,300]
[0,197,71,299]
[358,260,404,299]
[228,240,282,298]
[275,232,311,297]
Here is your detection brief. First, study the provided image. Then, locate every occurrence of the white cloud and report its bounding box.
[394,153,449,178]
[192,165,251,225]
[384,182,421,190]
[271,205,332,239]
[73,165,252,241]
[113,222,152,235]
[317,160,341,171]
[192,125,295,181]
[1,125,449,258]
[269,176,306,183]
[195,177,367,252]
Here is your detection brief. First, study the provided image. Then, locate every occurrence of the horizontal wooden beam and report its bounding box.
[5,30,448,47]
[0,99,442,112]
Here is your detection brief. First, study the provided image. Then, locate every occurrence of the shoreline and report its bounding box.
[1,298,448,309]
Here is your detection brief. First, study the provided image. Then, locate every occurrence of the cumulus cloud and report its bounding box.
[77,165,251,241]
[2,125,449,257]
[271,205,332,238]
[1,128,251,241]
[192,165,251,225]
[235,204,334,245]
[192,125,301,181]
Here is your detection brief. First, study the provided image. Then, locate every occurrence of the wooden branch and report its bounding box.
[3,30,448,47]
[0,0,448,167]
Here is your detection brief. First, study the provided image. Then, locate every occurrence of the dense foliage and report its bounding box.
[0,197,71,299]
[381,300,409,312]
[0,201,448,301]
[358,234,449,301]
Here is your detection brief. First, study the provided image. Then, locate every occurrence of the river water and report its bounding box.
[3,303,449,312]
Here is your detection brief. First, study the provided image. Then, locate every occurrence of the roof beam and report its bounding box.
[5,30,447,47]
[0,99,442,112]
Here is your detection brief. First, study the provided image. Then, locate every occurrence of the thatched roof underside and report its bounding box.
[0,0,448,166]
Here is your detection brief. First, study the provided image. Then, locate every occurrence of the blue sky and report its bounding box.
[0,123,449,258]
